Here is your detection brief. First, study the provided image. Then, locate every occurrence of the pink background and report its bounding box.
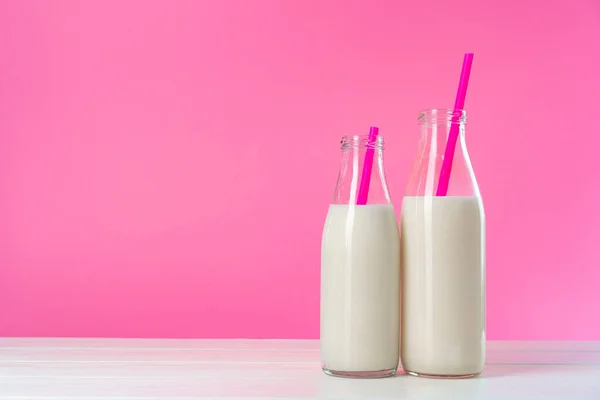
[1,0,599,340]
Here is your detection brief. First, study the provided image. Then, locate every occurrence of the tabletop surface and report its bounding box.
[0,339,599,399]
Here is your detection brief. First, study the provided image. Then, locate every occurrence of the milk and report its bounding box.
[401,196,485,377]
[320,204,400,376]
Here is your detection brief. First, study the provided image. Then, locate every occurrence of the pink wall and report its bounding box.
[1,0,599,340]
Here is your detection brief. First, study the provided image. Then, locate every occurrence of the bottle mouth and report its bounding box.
[418,108,467,125]
[340,134,384,151]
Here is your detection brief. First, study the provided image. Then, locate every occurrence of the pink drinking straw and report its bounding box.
[356,126,379,205]
[436,53,474,196]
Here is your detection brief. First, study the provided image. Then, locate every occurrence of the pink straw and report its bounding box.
[356,126,379,205]
[436,53,474,196]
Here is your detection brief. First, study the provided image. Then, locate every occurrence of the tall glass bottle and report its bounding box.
[401,109,485,378]
[321,133,400,378]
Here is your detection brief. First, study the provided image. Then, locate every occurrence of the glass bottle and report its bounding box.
[320,133,400,378]
[400,109,485,378]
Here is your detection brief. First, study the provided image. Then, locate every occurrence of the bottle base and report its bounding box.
[322,367,397,379]
[405,370,481,379]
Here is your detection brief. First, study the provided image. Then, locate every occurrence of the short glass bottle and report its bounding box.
[321,134,400,378]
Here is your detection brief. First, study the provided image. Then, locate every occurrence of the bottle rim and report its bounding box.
[418,108,467,125]
[340,135,384,151]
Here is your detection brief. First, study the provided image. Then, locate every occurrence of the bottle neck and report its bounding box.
[406,109,479,197]
[333,135,392,205]
[418,121,466,158]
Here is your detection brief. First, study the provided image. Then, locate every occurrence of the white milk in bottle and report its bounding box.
[321,131,400,378]
[401,109,485,378]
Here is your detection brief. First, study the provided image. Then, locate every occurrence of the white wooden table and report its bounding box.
[0,339,598,399]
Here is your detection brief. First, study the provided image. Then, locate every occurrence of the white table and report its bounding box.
[0,339,598,399]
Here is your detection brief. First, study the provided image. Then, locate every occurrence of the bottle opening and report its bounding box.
[418,108,466,125]
[340,135,384,151]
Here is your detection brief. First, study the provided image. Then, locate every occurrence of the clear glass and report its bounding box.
[405,109,480,196]
[400,109,486,378]
[320,134,400,379]
[332,135,392,205]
